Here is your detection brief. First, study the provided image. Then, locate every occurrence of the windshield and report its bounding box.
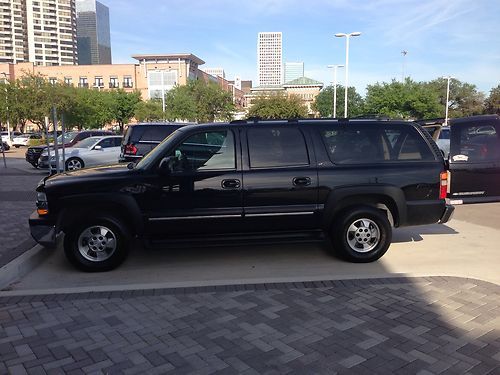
[56,132,78,144]
[73,137,100,149]
[135,130,181,169]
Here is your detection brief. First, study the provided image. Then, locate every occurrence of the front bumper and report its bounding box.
[438,204,455,224]
[29,210,58,248]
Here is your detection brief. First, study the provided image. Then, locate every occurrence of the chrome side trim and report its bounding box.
[245,212,314,217]
[149,214,242,221]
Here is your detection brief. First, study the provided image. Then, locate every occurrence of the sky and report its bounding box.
[105,0,500,96]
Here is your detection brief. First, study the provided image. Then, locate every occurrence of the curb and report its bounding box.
[0,244,51,290]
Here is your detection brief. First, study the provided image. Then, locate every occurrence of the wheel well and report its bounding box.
[58,203,137,236]
[331,195,399,227]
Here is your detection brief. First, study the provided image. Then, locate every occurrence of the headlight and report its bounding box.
[36,191,49,215]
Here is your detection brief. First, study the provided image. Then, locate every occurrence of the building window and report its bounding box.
[64,77,72,86]
[109,77,118,88]
[123,76,133,88]
[78,77,88,88]
[94,76,104,88]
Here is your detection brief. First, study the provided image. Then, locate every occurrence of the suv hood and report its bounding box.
[44,164,132,187]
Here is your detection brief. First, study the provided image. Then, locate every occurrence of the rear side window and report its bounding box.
[127,125,180,144]
[451,123,500,162]
[247,127,309,168]
[321,125,435,164]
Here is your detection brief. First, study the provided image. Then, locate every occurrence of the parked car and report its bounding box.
[448,114,500,203]
[12,133,43,148]
[436,126,450,157]
[1,131,22,146]
[30,118,454,271]
[43,135,122,170]
[119,122,187,163]
[26,130,113,168]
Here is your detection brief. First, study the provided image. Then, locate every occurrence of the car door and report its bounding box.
[241,126,319,232]
[448,116,500,203]
[143,128,244,237]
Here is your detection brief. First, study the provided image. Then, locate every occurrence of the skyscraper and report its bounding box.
[0,0,77,66]
[257,32,282,86]
[76,0,111,65]
[284,62,304,84]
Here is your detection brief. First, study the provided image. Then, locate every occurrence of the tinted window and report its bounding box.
[112,137,122,147]
[451,123,500,162]
[247,127,309,168]
[321,125,434,164]
[170,130,235,171]
[439,128,450,140]
[127,125,180,144]
[98,138,115,148]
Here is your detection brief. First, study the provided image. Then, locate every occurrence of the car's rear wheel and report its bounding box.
[65,157,84,171]
[331,206,391,262]
[64,216,130,271]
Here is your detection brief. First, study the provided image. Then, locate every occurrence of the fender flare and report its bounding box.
[322,185,407,228]
[56,193,144,235]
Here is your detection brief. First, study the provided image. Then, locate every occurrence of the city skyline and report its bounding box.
[104,0,499,96]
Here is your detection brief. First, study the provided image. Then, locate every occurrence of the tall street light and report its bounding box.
[327,64,344,118]
[442,76,454,126]
[335,32,361,118]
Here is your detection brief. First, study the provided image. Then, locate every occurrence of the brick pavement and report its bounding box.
[0,277,499,374]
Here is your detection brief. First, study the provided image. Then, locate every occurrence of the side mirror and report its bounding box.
[158,156,175,175]
[94,145,102,150]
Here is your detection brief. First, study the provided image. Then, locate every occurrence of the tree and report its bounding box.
[64,88,114,130]
[134,100,164,122]
[166,79,234,122]
[109,89,141,133]
[426,78,485,117]
[484,84,500,114]
[364,78,441,120]
[312,85,364,118]
[247,92,308,119]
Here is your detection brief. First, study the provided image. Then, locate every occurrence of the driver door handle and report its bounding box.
[222,179,241,189]
[293,177,311,186]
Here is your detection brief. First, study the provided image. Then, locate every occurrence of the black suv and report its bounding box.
[119,122,187,162]
[30,119,454,271]
[26,130,113,168]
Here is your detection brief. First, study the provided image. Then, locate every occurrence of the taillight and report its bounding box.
[439,171,448,199]
[124,144,137,155]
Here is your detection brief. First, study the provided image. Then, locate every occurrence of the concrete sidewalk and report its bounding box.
[0,276,499,374]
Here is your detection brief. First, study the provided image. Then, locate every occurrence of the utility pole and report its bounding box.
[327,64,344,118]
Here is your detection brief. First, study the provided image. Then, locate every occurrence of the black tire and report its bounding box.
[15,145,20,148]
[65,157,84,171]
[64,216,130,272]
[331,206,392,263]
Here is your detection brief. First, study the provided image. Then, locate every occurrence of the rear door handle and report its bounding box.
[222,179,241,189]
[293,177,311,186]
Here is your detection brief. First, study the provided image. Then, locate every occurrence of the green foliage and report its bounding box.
[134,100,165,122]
[166,79,234,123]
[247,92,308,119]
[364,78,441,120]
[426,78,485,117]
[312,85,364,118]
[109,89,142,132]
[64,88,114,130]
[484,84,500,115]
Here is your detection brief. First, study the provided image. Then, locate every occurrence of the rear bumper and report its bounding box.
[438,204,455,224]
[29,211,58,248]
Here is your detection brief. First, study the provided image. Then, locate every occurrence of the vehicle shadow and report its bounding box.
[392,223,458,243]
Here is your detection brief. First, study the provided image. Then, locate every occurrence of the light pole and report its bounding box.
[401,50,408,82]
[442,76,454,126]
[335,32,361,118]
[327,64,344,118]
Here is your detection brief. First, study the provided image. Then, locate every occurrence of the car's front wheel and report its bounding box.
[65,157,84,171]
[64,216,130,271]
[331,206,392,263]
